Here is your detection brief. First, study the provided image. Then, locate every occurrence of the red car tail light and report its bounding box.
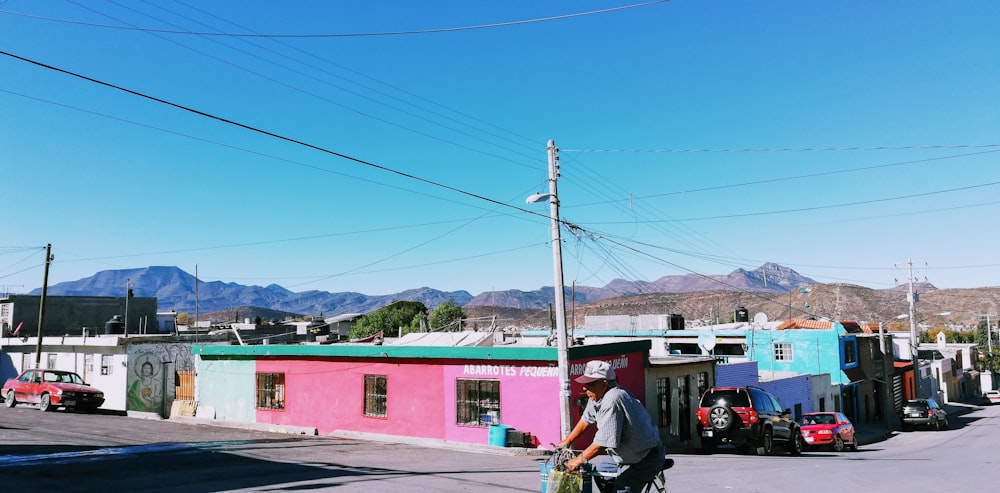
[748,408,759,424]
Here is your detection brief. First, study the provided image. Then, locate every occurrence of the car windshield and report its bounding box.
[803,414,835,425]
[701,389,751,407]
[46,371,84,384]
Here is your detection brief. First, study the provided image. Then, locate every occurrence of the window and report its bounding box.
[363,374,387,417]
[656,377,671,427]
[843,340,857,364]
[256,373,285,410]
[456,378,500,426]
[101,355,112,375]
[84,354,94,383]
[21,353,32,370]
[773,343,793,361]
[47,353,57,369]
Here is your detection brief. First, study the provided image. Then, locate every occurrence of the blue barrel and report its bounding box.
[488,424,511,447]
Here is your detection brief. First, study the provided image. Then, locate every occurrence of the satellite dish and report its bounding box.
[753,312,768,325]
[698,334,717,351]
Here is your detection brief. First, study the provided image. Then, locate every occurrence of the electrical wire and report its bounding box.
[0,50,545,221]
[0,1,672,37]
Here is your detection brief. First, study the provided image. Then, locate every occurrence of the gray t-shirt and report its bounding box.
[581,385,661,464]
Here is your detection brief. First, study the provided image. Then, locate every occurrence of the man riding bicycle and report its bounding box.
[557,360,665,493]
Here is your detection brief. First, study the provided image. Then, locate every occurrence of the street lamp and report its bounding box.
[526,139,571,440]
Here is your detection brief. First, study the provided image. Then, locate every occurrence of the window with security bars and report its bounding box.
[363,374,387,417]
[256,372,285,410]
[843,340,857,364]
[774,343,793,361]
[456,378,500,426]
[656,377,671,427]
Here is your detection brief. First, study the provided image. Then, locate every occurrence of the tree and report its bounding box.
[429,300,465,331]
[176,312,192,326]
[349,301,428,339]
[975,316,1000,373]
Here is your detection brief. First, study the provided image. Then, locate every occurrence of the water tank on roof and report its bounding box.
[734,306,749,322]
[104,315,124,335]
[668,314,684,330]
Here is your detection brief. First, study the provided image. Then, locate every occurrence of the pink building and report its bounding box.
[194,340,652,447]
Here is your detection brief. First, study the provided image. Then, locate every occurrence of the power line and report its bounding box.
[0,50,545,220]
[564,144,1000,153]
[568,148,1000,208]
[584,179,1000,223]
[61,0,541,170]
[0,1,671,37]
[167,0,542,151]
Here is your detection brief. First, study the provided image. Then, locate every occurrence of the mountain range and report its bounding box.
[28,263,819,316]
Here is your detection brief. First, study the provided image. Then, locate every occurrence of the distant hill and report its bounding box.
[467,283,998,330]
[38,263,988,326]
[465,262,817,307]
[32,266,473,317]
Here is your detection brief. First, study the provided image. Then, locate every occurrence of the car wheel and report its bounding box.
[39,393,53,412]
[850,439,859,452]
[938,418,948,431]
[4,390,15,408]
[901,423,912,432]
[755,429,774,456]
[833,436,845,452]
[709,405,735,432]
[788,430,803,456]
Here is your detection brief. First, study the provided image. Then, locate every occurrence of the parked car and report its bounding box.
[799,412,858,452]
[983,390,1000,405]
[696,386,803,456]
[899,398,948,431]
[2,369,105,412]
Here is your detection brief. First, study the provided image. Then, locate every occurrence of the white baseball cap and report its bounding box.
[575,360,616,384]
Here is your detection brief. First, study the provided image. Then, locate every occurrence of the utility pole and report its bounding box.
[897,259,923,399]
[546,140,571,440]
[526,140,570,439]
[34,244,53,368]
[124,278,131,337]
[988,313,993,354]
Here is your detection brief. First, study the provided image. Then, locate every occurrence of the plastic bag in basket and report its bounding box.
[547,468,583,493]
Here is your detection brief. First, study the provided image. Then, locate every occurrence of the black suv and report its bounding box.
[696,386,803,455]
[900,398,948,431]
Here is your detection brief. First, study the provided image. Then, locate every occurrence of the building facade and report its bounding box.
[1,295,158,337]
[192,340,656,447]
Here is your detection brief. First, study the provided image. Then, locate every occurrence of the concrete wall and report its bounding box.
[748,327,847,383]
[716,360,760,388]
[125,343,198,416]
[0,336,129,410]
[1,295,158,337]
[196,356,256,422]
[758,373,814,419]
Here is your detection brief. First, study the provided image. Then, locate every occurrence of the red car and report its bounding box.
[2,369,105,412]
[799,412,857,452]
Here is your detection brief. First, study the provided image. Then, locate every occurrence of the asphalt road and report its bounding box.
[2,402,999,492]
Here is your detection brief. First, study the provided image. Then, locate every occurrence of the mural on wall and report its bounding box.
[126,344,196,414]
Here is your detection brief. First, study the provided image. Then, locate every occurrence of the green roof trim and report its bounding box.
[193,340,651,361]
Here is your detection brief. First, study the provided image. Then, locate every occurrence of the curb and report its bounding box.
[168,415,318,436]
[326,430,551,457]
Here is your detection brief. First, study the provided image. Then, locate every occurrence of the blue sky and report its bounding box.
[2,1,999,303]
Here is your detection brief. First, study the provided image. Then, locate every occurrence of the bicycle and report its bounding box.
[543,446,674,493]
